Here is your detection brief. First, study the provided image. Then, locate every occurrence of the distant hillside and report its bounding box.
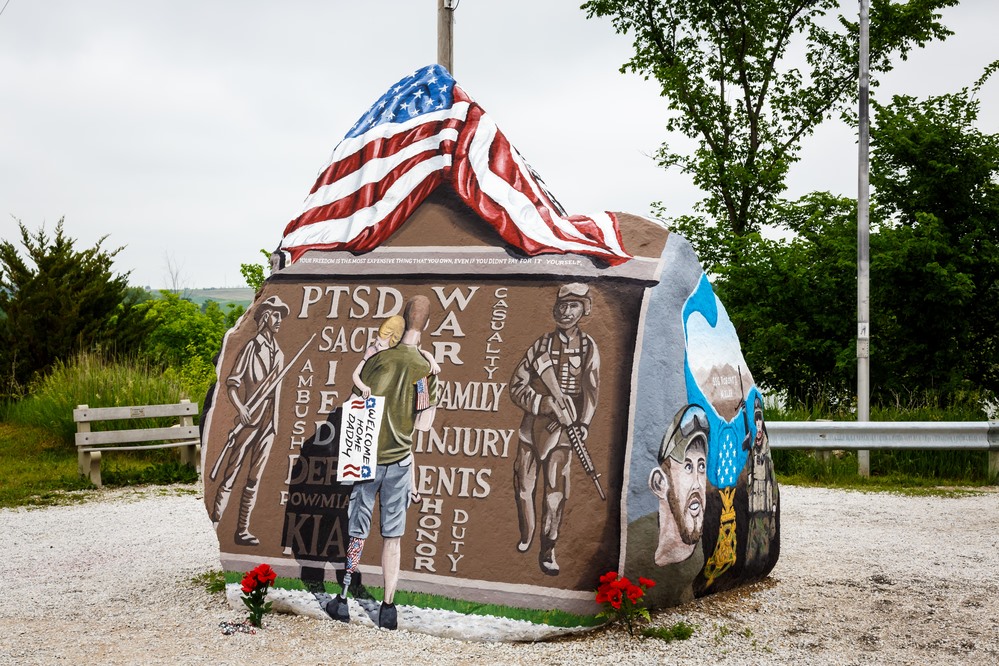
[154,288,255,308]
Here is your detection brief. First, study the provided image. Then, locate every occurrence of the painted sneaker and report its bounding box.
[378,602,398,630]
[326,595,349,623]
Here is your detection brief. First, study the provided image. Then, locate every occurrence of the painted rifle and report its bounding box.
[209,333,316,480]
[536,354,607,501]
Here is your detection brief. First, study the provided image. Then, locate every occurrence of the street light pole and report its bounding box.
[438,0,455,73]
[857,0,871,477]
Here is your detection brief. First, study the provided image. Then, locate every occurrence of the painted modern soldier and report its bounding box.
[209,295,288,546]
[625,403,709,606]
[649,404,708,566]
[745,395,777,566]
[509,283,600,576]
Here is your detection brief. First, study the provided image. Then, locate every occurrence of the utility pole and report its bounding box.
[437,0,455,73]
[857,0,871,477]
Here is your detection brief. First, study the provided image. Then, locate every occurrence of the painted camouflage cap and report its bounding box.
[658,404,709,465]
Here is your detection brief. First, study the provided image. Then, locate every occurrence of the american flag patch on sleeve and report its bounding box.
[414,376,430,412]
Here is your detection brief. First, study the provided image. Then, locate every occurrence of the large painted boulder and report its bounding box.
[201,65,779,629]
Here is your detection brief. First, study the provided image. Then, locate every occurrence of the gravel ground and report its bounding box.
[2,483,997,665]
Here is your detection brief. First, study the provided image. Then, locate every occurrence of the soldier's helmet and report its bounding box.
[556,282,592,316]
[658,404,710,465]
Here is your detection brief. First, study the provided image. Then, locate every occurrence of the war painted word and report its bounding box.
[298,285,403,320]
[415,465,492,499]
[282,511,346,559]
[291,358,339,448]
[300,285,481,369]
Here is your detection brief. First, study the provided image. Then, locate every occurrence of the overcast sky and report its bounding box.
[1,1,995,289]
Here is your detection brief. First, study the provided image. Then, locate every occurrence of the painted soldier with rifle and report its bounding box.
[510,283,603,576]
[209,295,290,546]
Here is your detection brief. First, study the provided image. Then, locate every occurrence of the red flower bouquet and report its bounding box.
[595,571,655,635]
[240,564,277,627]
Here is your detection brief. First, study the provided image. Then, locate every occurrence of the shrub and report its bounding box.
[101,459,198,486]
[0,219,150,398]
[4,353,191,446]
[140,292,236,370]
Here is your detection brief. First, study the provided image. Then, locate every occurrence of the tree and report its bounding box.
[582,0,956,238]
[163,252,189,295]
[138,292,244,401]
[713,72,999,406]
[713,192,858,405]
[140,292,237,370]
[0,219,145,395]
[239,249,272,293]
[868,68,999,398]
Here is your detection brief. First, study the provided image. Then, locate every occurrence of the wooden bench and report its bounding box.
[74,400,201,488]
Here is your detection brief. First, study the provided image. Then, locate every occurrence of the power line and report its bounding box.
[0,0,12,19]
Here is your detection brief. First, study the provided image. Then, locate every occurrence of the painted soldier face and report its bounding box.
[753,402,766,451]
[261,309,283,334]
[663,438,707,545]
[553,298,585,331]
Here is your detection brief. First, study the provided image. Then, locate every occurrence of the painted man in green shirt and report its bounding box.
[328,294,439,630]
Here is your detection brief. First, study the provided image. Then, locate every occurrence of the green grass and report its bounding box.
[642,620,695,642]
[3,353,196,447]
[192,569,227,594]
[101,459,198,486]
[0,423,92,506]
[169,287,254,309]
[773,448,993,494]
[0,421,198,508]
[384,588,602,628]
[0,353,203,507]
[221,572,603,628]
[770,388,992,422]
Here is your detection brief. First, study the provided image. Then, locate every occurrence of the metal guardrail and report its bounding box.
[767,421,999,483]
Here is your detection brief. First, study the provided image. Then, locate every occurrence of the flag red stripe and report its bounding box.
[286,169,444,262]
[283,144,455,236]
[451,107,556,257]
[488,133,621,251]
[282,78,633,266]
[451,105,631,265]
[308,117,464,196]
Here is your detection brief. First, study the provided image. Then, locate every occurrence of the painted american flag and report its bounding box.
[280,64,632,266]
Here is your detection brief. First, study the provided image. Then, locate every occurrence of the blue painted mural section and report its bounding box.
[681,274,762,489]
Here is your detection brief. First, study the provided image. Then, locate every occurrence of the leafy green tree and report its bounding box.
[240,262,265,293]
[240,249,272,293]
[715,73,999,406]
[714,193,858,405]
[868,68,999,398]
[110,286,156,355]
[0,219,146,396]
[140,292,233,369]
[582,0,955,238]
[138,292,244,401]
